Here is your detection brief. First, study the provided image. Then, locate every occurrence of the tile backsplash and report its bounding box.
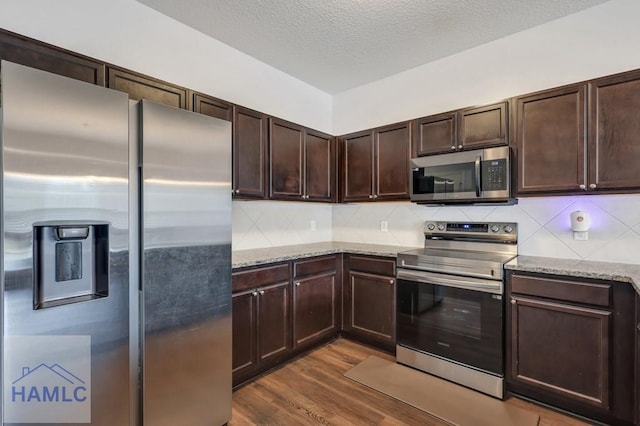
[233,195,640,265]
[232,200,332,250]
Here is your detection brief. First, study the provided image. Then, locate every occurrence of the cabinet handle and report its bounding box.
[637,323,640,332]
[589,183,597,189]
[579,184,586,190]
[389,279,394,285]
[259,290,265,295]
[450,145,456,150]
[510,299,516,304]
[457,144,462,149]
[295,282,300,287]
[252,291,258,297]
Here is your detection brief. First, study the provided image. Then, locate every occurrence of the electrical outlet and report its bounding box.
[573,231,588,241]
[310,220,316,231]
[380,221,388,232]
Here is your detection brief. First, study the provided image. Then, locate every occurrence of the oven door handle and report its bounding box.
[397,269,502,295]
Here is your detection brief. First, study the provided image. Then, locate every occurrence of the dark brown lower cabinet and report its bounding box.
[507,272,635,425]
[343,255,396,351]
[232,264,291,386]
[637,295,640,425]
[292,256,341,350]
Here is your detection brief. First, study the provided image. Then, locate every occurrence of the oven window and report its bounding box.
[417,288,482,340]
[397,278,503,374]
[413,162,476,195]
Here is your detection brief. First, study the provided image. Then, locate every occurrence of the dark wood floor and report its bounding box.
[231,338,590,425]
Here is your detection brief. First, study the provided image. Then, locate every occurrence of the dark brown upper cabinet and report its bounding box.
[515,84,587,195]
[588,70,640,192]
[0,29,105,100]
[106,66,188,109]
[341,121,410,202]
[516,70,640,196]
[269,118,335,202]
[413,112,456,156]
[233,106,269,199]
[459,102,508,150]
[413,102,507,156]
[192,92,233,121]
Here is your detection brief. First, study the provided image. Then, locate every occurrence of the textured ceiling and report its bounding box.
[136,0,610,94]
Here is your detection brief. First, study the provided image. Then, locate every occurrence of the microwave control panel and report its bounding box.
[481,159,507,190]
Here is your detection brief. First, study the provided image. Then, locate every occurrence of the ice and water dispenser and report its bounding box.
[33,223,109,309]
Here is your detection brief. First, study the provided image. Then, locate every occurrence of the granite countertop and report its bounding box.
[232,241,421,269]
[506,255,640,295]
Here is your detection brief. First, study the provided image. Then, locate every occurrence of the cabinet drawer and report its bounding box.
[232,263,290,293]
[293,256,337,278]
[511,274,611,307]
[348,255,395,277]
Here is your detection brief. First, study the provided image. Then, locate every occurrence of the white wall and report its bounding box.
[0,0,332,133]
[333,0,640,134]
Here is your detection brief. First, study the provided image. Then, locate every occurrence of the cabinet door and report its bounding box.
[0,29,105,96]
[509,295,611,410]
[413,112,456,156]
[305,130,335,202]
[233,106,268,198]
[346,271,395,344]
[192,92,232,121]
[257,281,291,366]
[637,295,640,424]
[232,290,258,384]
[270,118,304,200]
[106,67,188,108]
[342,130,374,202]
[589,70,640,191]
[515,84,587,195]
[459,102,508,150]
[375,122,410,200]
[293,272,338,348]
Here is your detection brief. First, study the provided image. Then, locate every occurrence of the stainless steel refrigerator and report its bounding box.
[0,61,232,425]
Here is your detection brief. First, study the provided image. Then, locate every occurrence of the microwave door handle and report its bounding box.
[474,156,481,197]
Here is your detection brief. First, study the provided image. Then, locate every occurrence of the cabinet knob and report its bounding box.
[369,194,374,199]
[373,194,378,199]
[389,279,394,285]
[589,183,597,189]
[457,144,463,149]
[252,291,258,297]
[451,145,456,150]
[510,299,516,305]
[579,184,586,190]
[259,290,265,295]
[295,282,300,287]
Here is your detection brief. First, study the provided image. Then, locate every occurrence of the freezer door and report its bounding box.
[140,100,232,425]
[1,61,130,425]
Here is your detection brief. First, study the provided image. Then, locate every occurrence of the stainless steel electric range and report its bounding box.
[396,221,517,399]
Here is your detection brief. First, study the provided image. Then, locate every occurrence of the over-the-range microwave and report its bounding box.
[411,146,514,204]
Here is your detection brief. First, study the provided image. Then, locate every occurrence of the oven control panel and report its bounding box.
[424,221,517,240]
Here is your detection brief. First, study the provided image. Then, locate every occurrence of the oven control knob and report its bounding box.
[427,223,436,231]
[437,224,445,231]
[490,225,500,233]
[503,225,513,233]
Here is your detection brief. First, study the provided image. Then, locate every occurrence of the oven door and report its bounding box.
[396,269,504,375]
